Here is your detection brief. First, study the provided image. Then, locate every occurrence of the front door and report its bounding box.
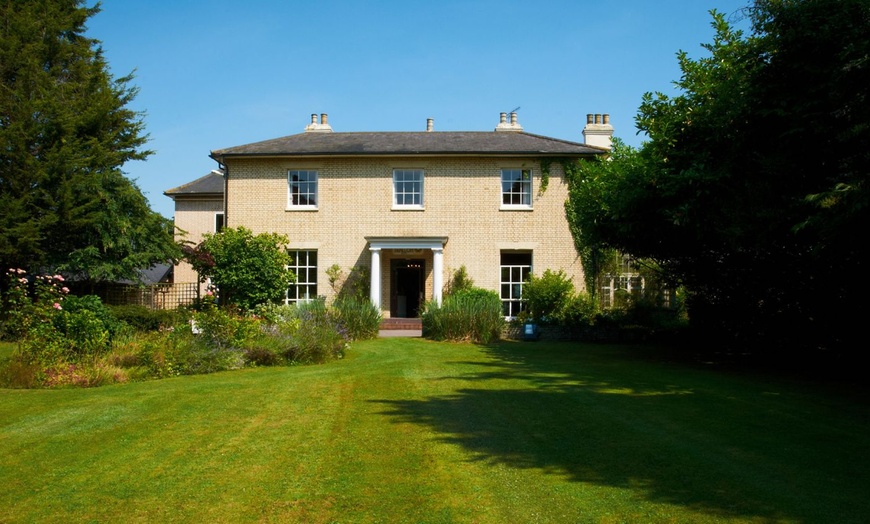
[391,259,424,317]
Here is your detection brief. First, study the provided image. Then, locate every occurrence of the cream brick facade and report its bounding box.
[173,198,223,286]
[223,156,582,317]
[164,172,225,295]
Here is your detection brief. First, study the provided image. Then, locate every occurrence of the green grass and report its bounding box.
[1,339,868,523]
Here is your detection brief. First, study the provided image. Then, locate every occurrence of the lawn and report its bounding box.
[1,338,868,523]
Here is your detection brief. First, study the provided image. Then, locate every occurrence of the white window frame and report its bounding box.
[500,252,532,319]
[214,212,225,233]
[285,250,318,304]
[500,168,533,209]
[392,169,424,210]
[287,170,318,210]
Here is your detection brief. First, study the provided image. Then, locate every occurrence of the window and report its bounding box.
[393,169,424,208]
[500,252,532,318]
[501,168,532,207]
[288,170,317,208]
[214,212,225,233]
[285,250,318,304]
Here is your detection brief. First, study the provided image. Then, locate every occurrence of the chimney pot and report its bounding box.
[426,118,434,132]
[495,111,522,132]
[583,112,614,150]
[305,112,334,133]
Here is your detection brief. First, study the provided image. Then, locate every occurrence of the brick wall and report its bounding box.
[173,197,223,290]
[225,156,584,316]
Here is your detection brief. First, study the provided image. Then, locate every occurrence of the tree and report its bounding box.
[0,0,179,282]
[197,227,295,311]
[566,0,870,357]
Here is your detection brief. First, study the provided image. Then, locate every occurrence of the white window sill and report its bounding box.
[500,205,533,211]
[392,206,425,211]
[285,206,318,212]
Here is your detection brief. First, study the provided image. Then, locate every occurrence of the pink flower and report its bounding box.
[53,274,64,282]
[53,303,62,310]
[17,269,25,274]
[18,278,27,284]
[61,287,70,294]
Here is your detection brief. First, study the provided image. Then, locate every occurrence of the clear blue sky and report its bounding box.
[86,0,751,218]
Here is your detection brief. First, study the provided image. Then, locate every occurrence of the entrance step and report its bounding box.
[380,318,423,330]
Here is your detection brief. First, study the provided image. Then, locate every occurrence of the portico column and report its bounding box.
[369,247,382,309]
[432,247,444,305]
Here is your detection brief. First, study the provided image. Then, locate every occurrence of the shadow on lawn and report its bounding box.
[372,342,868,523]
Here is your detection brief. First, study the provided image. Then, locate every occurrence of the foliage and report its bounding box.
[557,292,600,328]
[108,304,185,332]
[196,227,295,311]
[565,1,870,357]
[0,0,179,282]
[56,295,126,338]
[327,264,370,301]
[422,287,503,343]
[273,300,348,363]
[443,265,475,297]
[0,269,139,386]
[333,297,381,341]
[521,269,575,324]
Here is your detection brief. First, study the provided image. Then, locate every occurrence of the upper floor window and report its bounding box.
[214,212,225,233]
[501,168,532,208]
[393,169,424,209]
[288,170,318,209]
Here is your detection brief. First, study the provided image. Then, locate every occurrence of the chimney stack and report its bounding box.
[582,112,613,149]
[495,111,523,132]
[304,113,334,133]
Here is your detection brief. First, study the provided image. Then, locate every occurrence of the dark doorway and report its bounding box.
[391,259,425,318]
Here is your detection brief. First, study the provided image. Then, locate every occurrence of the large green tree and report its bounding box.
[0,0,178,282]
[567,0,869,356]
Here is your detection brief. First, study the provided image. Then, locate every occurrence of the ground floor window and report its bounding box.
[286,250,317,304]
[500,252,532,318]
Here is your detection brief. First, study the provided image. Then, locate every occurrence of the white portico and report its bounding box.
[366,237,447,317]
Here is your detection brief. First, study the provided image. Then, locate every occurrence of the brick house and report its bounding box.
[164,169,225,295]
[169,112,613,318]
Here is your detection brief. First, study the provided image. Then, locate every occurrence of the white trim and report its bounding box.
[392,168,424,210]
[287,169,319,210]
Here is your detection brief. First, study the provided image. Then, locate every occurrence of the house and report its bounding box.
[164,169,225,295]
[170,112,613,318]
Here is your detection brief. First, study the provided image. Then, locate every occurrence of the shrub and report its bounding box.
[422,287,503,344]
[110,304,184,332]
[444,265,475,297]
[333,297,381,340]
[284,301,348,363]
[195,227,295,310]
[243,345,282,367]
[59,295,124,337]
[523,269,575,324]
[556,291,599,328]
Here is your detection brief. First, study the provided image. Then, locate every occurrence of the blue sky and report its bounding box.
[86,0,750,218]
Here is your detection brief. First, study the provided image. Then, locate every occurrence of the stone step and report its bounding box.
[380,318,423,330]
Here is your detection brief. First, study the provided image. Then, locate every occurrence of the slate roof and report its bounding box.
[210,131,606,160]
[164,170,225,198]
